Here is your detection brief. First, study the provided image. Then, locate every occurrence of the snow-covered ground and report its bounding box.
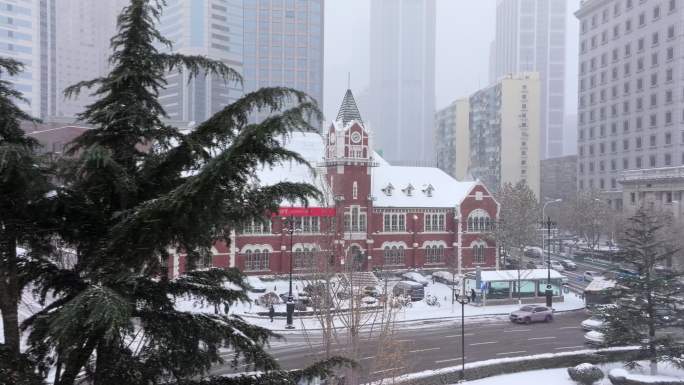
[456,361,684,385]
[174,277,585,332]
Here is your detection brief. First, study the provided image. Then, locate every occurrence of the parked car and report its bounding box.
[392,281,425,301]
[560,259,577,271]
[402,271,429,287]
[584,330,605,346]
[509,305,554,324]
[525,261,537,269]
[255,291,281,307]
[245,276,266,293]
[432,271,459,285]
[534,263,546,270]
[584,271,599,282]
[581,316,605,331]
[524,246,544,259]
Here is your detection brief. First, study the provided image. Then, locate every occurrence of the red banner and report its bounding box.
[276,207,337,217]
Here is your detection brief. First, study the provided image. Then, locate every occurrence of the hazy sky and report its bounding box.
[323,0,581,122]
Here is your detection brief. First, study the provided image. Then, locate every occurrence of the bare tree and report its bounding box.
[558,190,614,253]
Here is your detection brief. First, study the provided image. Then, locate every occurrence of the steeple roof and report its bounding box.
[335,89,363,126]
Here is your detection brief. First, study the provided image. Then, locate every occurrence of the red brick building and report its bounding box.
[169,90,499,277]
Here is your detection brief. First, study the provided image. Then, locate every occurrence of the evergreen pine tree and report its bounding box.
[0,57,53,384]
[21,1,352,384]
[601,208,684,375]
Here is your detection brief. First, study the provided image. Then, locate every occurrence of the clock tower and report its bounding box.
[323,89,378,267]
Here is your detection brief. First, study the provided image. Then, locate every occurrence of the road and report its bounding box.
[520,252,615,293]
[211,310,591,382]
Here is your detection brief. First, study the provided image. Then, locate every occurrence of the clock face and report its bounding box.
[351,131,362,143]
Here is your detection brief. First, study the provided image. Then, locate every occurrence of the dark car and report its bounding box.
[392,281,425,301]
[559,259,578,271]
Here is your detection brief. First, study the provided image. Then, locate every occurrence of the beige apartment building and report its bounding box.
[468,72,541,199]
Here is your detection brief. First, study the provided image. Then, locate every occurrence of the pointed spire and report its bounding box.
[336,89,363,126]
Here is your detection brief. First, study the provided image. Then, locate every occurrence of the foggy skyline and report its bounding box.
[323,0,581,125]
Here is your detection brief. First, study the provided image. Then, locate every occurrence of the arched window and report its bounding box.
[471,241,486,264]
[244,247,271,271]
[384,245,405,266]
[468,209,491,232]
[353,181,358,199]
[294,246,318,269]
[424,244,445,264]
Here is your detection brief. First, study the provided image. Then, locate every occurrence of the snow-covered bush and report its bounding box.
[568,363,605,385]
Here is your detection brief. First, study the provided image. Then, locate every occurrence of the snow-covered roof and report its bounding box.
[254,131,479,209]
[584,277,616,292]
[256,132,328,206]
[479,269,565,282]
[372,163,477,208]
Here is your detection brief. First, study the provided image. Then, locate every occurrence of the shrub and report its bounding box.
[568,363,605,385]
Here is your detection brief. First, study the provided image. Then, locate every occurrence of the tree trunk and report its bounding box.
[0,231,21,359]
[57,334,100,385]
[0,297,20,356]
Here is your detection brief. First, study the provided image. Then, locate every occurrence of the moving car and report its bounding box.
[581,316,605,331]
[509,305,554,324]
[560,259,577,271]
[392,281,425,301]
[584,271,599,282]
[548,260,565,272]
[524,246,544,259]
[245,276,266,293]
[402,271,429,287]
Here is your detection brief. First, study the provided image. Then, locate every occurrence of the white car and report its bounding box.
[584,330,605,346]
[402,271,429,287]
[584,271,599,282]
[245,276,266,293]
[581,316,605,331]
[549,261,565,272]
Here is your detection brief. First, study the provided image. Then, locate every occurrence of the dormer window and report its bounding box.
[422,184,435,197]
[402,184,414,197]
[381,183,394,196]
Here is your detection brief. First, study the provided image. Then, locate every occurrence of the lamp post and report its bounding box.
[282,216,300,329]
[412,214,418,268]
[541,199,561,308]
[454,278,471,382]
[541,199,562,254]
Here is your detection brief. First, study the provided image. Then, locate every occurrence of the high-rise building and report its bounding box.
[575,0,684,213]
[242,0,324,125]
[51,0,127,118]
[1,1,41,117]
[468,72,541,198]
[491,0,567,160]
[369,0,436,165]
[434,99,470,180]
[157,0,244,123]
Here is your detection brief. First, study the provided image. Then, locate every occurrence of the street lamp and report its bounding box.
[541,198,562,256]
[282,216,301,329]
[541,199,561,308]
[454,278,471,382]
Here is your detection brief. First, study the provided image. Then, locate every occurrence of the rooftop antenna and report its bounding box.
[347,72,351,90]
